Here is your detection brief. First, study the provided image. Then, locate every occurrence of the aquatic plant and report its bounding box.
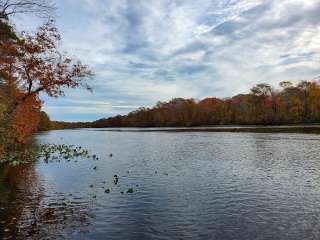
[127,188,134,193]
[37,144,98,163]
[0,143,99,165]
[0,143,38,165]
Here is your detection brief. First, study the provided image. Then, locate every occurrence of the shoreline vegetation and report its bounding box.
[51,80,320,130]
[0,2,91,163]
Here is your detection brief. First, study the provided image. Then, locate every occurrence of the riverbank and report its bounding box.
[94,125,320,134]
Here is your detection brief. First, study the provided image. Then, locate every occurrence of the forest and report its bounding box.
[53,80,320,129]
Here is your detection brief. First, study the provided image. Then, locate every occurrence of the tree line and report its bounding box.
[54,80,320,129]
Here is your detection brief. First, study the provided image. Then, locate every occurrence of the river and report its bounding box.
[1,129,320,239]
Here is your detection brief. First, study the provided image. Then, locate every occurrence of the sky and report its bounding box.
[13,0,320,121]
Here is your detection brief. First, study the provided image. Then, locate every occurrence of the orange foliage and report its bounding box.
[0,20,91,145]
[88,80,320,128]
[11,96,42,144]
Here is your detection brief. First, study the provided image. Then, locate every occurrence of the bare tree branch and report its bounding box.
[0,0,55,20]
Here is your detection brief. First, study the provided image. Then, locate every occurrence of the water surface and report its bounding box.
[1,129,320,239]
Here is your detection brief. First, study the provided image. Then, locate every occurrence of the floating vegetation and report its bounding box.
[2,142,149,198]
[0,145,38,165]
[113,175,119,185]
[37,144,98,163]
[92,174,138,195]
[1,142,144,203]
[127,188,134,193]
[1,142,100,165]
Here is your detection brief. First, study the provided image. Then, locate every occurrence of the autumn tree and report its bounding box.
[296,80,312,121]
[38,111,51,131]
[249,83,271,123]
[0,20,92,147]
[279,81,293,89]
[198,97,226,124]
[2,20,92,103]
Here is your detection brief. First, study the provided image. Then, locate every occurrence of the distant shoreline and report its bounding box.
[86,125,320,134]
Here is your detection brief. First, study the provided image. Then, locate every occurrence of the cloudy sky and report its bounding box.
[14,0,320,121]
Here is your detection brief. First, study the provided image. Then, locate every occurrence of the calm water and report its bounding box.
[1,129,320,239]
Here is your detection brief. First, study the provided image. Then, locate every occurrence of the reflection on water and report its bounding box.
[0,164,92,240]
[1,129,320,239]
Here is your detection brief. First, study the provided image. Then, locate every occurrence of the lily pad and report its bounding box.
[127,188,134,193]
